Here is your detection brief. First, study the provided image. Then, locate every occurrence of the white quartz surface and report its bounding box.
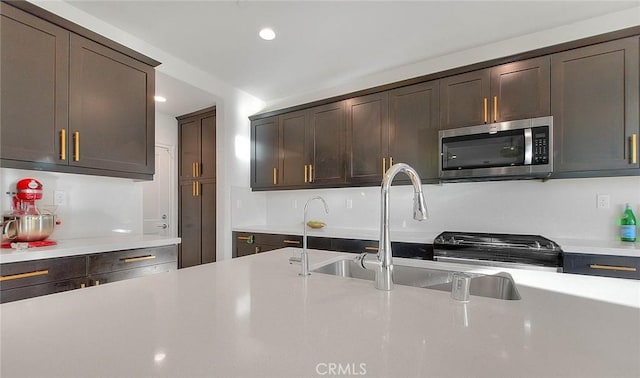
[0,235,181,264]
[234,225,640,257]
[1,248,638,377]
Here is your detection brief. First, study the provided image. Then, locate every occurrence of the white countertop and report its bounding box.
[0,235,182,264]
[1,248,638,377]
[234,225,640,257]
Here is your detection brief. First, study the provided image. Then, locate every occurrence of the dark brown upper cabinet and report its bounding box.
[440,56,550,129]
[388,81,440,182]
[251,116,279,189]
[346,93,389,184]
[308,101,348,186]
[0,3,69,165]
[250,102,348,190]
[0,2,159,180]
[551,37,639,174]
[179,108,216,181]
[68,34,155,175]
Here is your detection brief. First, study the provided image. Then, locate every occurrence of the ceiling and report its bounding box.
[64,1,639,116]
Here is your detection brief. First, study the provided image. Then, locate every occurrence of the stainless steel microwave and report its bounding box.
[438,116,553,180]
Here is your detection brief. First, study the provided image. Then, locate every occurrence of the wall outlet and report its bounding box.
[345,199,353,209]
[54,190,65,205]
[291,199,298,209]
[596,194,610,209]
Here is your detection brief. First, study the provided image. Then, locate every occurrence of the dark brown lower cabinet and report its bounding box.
[232,231,432,260]
[87,245,177,285]
[0,245,178,303]
[563,253,639,280]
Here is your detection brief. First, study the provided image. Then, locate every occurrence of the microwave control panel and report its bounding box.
[532,126,550,165]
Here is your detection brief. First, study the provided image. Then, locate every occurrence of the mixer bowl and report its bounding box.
[2,214,55,242]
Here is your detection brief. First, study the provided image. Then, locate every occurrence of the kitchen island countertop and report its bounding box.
[1,248,638,377]
[0,234,181,264]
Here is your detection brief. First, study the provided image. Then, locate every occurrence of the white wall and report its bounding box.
[0,167,143,240]
[240,177,639,242]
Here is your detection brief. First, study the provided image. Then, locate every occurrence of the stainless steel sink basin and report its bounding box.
[311,258,521,300]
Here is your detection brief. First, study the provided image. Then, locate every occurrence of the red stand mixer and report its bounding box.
[2,178,58,247]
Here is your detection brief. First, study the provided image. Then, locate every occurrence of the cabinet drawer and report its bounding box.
[89,262,176,286]
[88,245,178,275]
[1,278,86,304]
[254,233,302,247]
[0,256,86,291]
[331,238,379,254]
[564,253,639,280]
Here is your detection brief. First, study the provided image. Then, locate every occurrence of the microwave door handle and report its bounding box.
[524,128,533,165]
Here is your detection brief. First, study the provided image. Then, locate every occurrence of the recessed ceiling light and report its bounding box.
[259,28,276,41]
[154,95,167,102]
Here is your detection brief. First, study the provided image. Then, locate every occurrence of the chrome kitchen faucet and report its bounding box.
[357,163,428,290]
[293,196,329,276]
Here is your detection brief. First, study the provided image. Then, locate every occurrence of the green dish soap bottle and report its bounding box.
[620,203,637,242]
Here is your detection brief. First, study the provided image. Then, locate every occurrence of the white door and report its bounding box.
[142,145,174,236]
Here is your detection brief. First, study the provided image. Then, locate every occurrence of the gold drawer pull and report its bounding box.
[283,240,301,245]
[237,236,250,241]
[589,264,636,272]
[0,269,49,282]
[60,129,66,160]
[483,98,488,123]
[122,255,156,263]
[364,246,378,251]
[73,131,80,161]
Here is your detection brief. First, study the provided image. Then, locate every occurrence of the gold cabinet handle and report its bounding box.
[192,181,200,197]
[122,255,156,263]
[73,131,80,161]
[273,167,277,185]
[195,162,200,177]
[95,280,100,286]
[309,164,313,183]
[382,158,386,173]
[195,181,200,197]
[304,165,308,183]
[589,264,637,272]
[493,96,498,122]
[237,236,250,241]
[483,98,488,123]
[0,269,49,282]
[364,246,379,252]
[192,162,196,177]
[389,156,393,166]
[80,283,86,289]
[254,246,260,254]
[631,134,638,165]
[283,240,301,245]
[60,129,66,160]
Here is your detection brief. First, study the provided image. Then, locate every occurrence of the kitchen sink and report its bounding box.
[311,258,521,300]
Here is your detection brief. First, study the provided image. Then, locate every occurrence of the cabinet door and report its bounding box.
[309,102,347,185]
[200,113,216,180]
[179,181,202,268]
[200,180,216,264]
[389,81,440,182]
[251,116,279,188]
[440,69,491,129]
[552,37,639,172]
[279,110,308,187]
[0,4,69,164]
[490,56,550,122]
[69,34,154,175]
[346,93,389,184]
[179,119,201,180]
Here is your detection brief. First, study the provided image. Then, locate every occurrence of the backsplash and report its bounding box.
[232,176,640,242]
[1,168,143,240]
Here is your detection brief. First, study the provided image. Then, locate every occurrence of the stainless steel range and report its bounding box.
[433,232,563,272]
